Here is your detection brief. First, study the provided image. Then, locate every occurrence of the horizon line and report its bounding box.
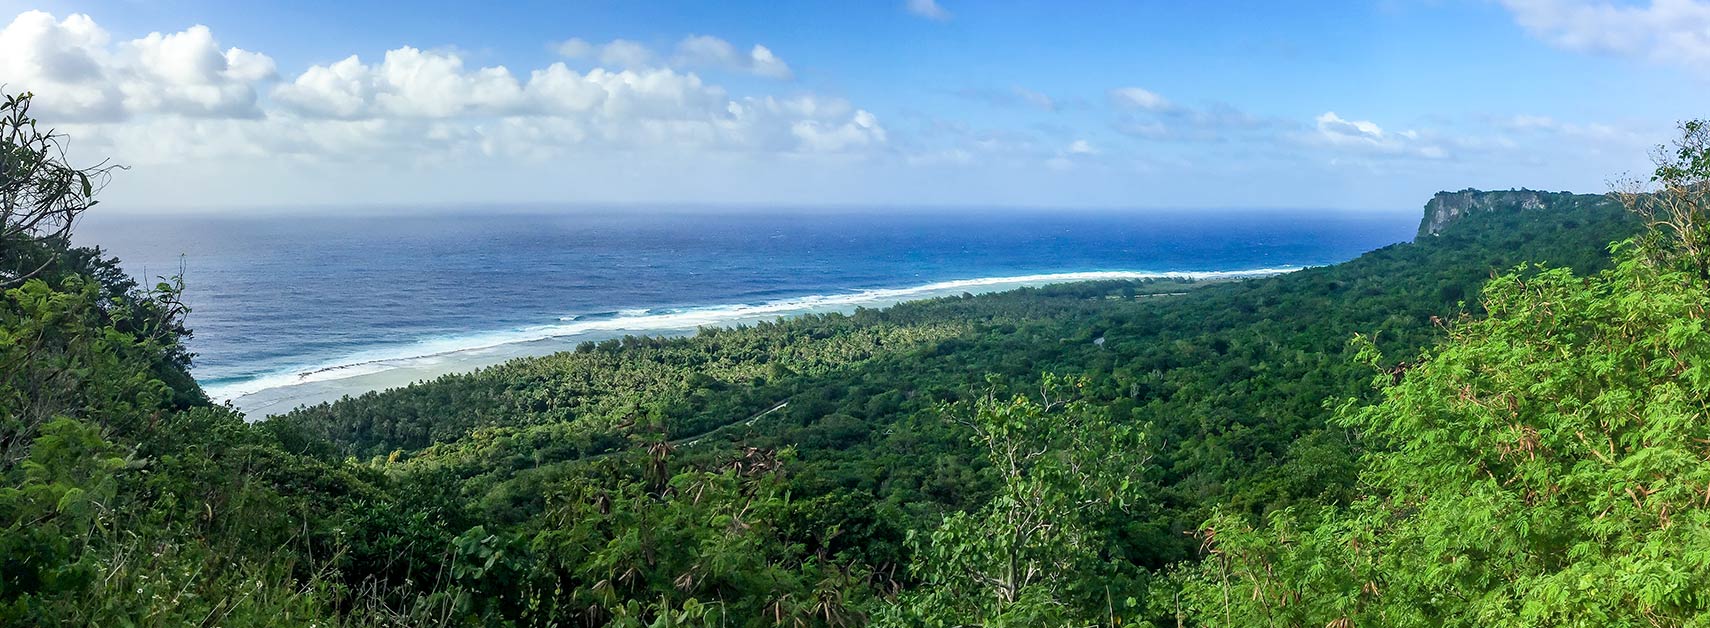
[88,199,1448,218]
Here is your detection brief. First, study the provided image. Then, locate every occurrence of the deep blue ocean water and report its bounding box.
[74,207,1417,406]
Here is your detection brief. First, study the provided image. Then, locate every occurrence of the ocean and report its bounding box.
[73,207,1418,417]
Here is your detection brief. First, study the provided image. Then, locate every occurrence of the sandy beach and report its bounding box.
[224,269,1296,418]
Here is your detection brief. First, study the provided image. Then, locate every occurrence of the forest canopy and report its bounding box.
[1177,121,1710,627]
[3,85,1703,627]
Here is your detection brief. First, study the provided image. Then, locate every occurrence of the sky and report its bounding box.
[0,0,1705,212]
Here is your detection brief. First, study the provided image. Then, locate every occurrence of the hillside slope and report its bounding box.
[2,175,1642,624]
[251,189,1638,621]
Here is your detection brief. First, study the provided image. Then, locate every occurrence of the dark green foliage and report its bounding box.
[874,377,1152,626]
[1174,122,1710,628]
[281,316,971,460]
[1177,251,1710,627]
[251,185,1635,624]
[0,91,379,625]
[1,179,1637,624]
[12,85,1687,627]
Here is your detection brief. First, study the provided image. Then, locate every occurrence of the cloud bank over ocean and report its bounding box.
[0,3,1682,210]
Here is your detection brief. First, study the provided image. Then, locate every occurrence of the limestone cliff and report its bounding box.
[1417,188,1609,239]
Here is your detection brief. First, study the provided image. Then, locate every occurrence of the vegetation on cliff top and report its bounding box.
[1179,119,1710,627]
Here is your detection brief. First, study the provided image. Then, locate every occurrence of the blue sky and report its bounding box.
[0,0,1703,211]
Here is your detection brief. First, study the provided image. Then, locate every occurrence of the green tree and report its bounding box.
[0,417,124,617]
[1,91,118,287]
[0,88,353,626]
[1619,119,1710,280]
[0,90,192,464]
[878,376,1152,627]
[1179,121,1710,627]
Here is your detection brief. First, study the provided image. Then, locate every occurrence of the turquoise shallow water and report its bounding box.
[73,207,1416,411]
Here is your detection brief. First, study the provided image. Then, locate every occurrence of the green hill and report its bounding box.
[4,86,1670,627]
[251,188,1637,623]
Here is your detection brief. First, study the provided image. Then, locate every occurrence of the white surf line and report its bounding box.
[208,267,1302,403]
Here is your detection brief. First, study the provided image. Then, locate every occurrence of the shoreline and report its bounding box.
[220,268,1299,419]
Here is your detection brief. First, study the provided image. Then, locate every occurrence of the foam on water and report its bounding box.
[203,268,1297,405]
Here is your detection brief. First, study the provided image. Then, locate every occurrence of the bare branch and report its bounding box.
[0,91,123,288]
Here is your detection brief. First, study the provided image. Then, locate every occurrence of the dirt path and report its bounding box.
[676,400,789,447]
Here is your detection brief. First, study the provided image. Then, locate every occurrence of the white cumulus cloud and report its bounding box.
[273,47,524,119]
[0,10,882,164]
[0,10,275,120]
[747,45,792,80]
[791,109,886,152]
[1309,111,1448,159]
[1501,0,1710,69]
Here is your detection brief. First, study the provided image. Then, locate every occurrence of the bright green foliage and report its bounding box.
[1621,120,1710,280]
[0,90,358,626]
[877,376,1152,626]
[274,182,1636,593]
[0,277,179,461]
[1174,120,1710,628]
[252,181,1634,625]
[1,86,1671,626]
[527,450,874,626]
[0,417,123,614]
[1181,253,1710,627]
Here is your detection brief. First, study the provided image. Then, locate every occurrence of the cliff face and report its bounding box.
[1416,188,1627,239]
[1418,189,1554,238]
